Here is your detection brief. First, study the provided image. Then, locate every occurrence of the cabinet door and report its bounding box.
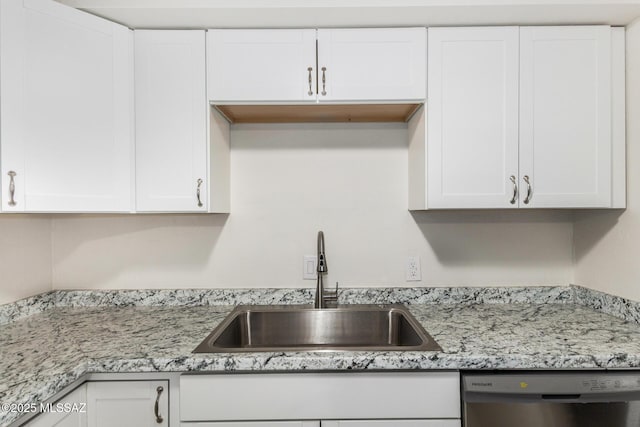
[207,29,317,102]
[519,26,612,208]
[0,0,134,212]
[135,30,208,212]
[25,384,88,427]
[427,27,519,208]
[317,28,426,102]
[182,423,319,427]
[322,422,460,427]
[86,381,168,427]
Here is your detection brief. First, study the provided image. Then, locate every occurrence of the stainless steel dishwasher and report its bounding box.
[463,372,640,426]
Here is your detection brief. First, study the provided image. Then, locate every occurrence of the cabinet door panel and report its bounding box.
[87,381,168,427]
[0,0,133,212]
[207,29,317,102]
[25,384,88,427]
[183,423,319,427]
[135,30,208,212]
[317,28,426,101]
[519,26,611,208]
[322,421,460,427]
[427,27,519,208]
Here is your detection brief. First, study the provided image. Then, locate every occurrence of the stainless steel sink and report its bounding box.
[193,304,441,352]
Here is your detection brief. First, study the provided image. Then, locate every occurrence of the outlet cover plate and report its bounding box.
[406,256,421,281]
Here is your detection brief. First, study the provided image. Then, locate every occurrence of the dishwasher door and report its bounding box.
[463,372,640,427]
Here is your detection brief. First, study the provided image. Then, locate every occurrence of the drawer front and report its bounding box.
[182,423,319,427]
[180,372,460,421]
[322,421,461,427]
[182,422,459,427]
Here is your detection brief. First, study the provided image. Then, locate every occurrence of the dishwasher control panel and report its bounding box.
[464,372,640,395]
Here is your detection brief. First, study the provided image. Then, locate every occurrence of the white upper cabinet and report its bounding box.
[207,29,317,103]
[207,28,426,103]
[519,26,614,208]
[410,25,625,210]
[425,27,519,209]
[316,28,426,102]
[0,0,134,213]
[135,30,208,212]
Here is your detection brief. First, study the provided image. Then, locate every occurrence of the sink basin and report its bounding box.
[193,304,441,352]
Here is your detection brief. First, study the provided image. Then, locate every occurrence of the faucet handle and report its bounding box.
[324,282,339,301]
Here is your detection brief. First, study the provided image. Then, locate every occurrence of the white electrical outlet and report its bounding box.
[303,255,317,280]
[405,256,421,281]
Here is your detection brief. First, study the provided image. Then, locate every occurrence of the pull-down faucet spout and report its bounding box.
[317,231,327,274]
[314,231,337,308]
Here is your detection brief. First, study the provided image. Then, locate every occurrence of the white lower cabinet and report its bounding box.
[320,420,460,427]
[180,372,460,425]
[24,380,169,427]
[86,381,168,427]
[24,374,461,427]
[24,384,88,427]
[183,422,459,427]
[323,422,460,427]
[183,423,319,427]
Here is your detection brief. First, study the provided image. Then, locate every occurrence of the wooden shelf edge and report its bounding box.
[213,103,423,124]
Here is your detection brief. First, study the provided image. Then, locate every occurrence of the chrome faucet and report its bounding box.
[314,231,337,308]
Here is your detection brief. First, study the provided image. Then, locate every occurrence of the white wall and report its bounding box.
[0,216,52,304]
[51,123,574,290]
[573,19,640,300]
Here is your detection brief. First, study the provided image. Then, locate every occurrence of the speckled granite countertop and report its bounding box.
[3,286,640,426]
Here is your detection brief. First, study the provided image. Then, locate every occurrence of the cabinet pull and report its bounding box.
[7,171,16,207]
[307,67,314,96]
[321,67,327,96]
[523,175,532,204]
[154,386,164,424]
[196,178,203,207]
[509,175,518,205]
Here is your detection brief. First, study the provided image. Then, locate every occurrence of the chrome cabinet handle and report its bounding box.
[321,67,327,96]
[7,171,16,207]
[196,178,203,208]
[307,67,313,96]
[509,175,517,205]
[154,386,164,424]
[523,175,532,204]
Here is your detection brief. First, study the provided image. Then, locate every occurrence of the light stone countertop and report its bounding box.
[2,286,640,426]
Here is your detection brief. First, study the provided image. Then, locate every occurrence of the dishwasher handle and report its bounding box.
[465,390,640,404]
[542,394,582,400]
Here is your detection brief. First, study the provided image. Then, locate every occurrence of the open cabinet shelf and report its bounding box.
[214,103,423,124]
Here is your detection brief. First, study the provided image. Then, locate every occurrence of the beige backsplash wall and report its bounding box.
[0,215,52,304]
[573,19,640,300]
[51,123,574,290]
